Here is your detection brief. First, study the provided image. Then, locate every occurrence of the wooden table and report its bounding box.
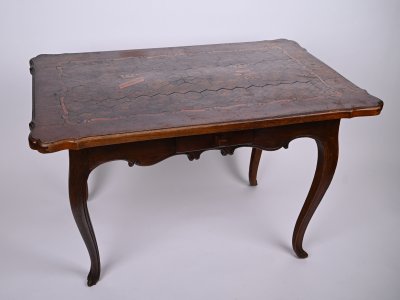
[28,39,383,286]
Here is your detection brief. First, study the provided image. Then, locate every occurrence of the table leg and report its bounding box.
[292,127,339,258]
[252,120,340,258]
[64,121,339,286]
[69,150,100,286]
[249,148,262,186]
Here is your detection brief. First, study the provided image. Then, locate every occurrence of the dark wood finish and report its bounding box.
[28,40,383,286]
[67,119,339,285]
[29,40,382,153]
[69,151,100,286]
[249,148,263,186]
[291,120,339,258]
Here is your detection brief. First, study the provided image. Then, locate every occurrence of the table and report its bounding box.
[28,39,383,286]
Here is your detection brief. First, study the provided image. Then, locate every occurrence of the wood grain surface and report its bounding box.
[28,39,383,153]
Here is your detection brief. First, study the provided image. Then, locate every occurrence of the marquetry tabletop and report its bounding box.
[29,39,382,153]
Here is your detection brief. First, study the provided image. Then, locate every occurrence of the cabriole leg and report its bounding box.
[249,148,262,186]
[69,150,100,286]
[292,127,339,258]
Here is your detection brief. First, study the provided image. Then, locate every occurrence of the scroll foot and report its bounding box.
[292,123,339,258]
[249,148,262,186]
[87,267,100,286]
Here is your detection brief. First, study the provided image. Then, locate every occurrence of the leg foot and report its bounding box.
[69,150,101,286]
[293,247,308,259]
[292,128,339,258]
[87,267,100,286]
[249,148,262,186]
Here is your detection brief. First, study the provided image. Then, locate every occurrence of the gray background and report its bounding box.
[1,0,399,299]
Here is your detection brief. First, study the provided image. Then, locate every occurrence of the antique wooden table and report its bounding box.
[28,39,383,286]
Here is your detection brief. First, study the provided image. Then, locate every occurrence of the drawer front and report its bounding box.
[175,130,254,153]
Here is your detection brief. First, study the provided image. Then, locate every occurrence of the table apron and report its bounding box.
[77,119,340,173]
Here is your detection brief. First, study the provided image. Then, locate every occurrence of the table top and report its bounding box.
[29,39,382,153]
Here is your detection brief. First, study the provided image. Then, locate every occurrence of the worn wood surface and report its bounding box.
[28,40,383,286]
[29,39,382,153]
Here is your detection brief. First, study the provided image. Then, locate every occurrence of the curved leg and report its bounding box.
[249,148,262,186]
[292,133,339,258]
[69,150,100,286]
